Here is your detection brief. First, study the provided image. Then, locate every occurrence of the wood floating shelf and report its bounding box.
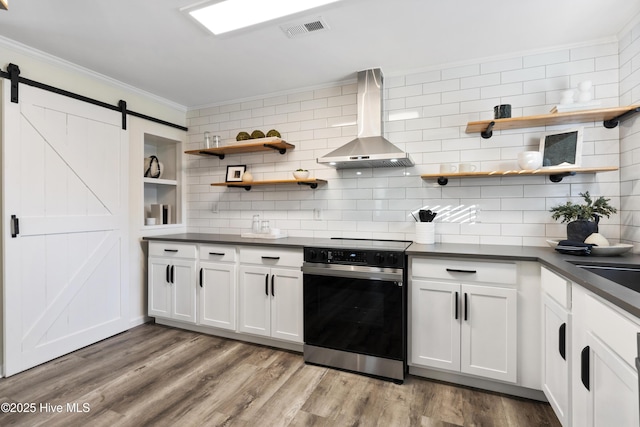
[466,105,640,139]
[421,166,618,186]
[185,138,294,159]
[211,179,326,191]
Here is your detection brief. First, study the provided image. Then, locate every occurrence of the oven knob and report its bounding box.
[388,253,398,265]
[308,249,317,261]
[320,250,328,262]
[375,252,385,264]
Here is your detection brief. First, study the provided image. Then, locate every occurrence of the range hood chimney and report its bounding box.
[317,68,414,169]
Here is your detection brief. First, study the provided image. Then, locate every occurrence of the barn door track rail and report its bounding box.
[0,63,187,132]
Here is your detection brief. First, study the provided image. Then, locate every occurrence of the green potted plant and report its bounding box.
[549,191,617,242]
[293,168,309,180]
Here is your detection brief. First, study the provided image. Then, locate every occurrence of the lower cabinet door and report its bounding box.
[238,265,271,337]
[171,259,197,324]
[199,262,237,331]
[411,279,461,371]
[270,267,303,343]
[148,257,172,319]
[542,294,571,427]
[582,333,639,427]
[460,283,517,383]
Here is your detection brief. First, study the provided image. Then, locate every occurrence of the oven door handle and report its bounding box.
[301,264,402,282]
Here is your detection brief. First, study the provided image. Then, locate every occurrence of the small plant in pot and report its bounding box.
[549,191,617,242]
[293,168,309,180]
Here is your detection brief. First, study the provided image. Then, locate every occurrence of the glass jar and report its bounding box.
[261,220,270,234]
[252,215,260,233]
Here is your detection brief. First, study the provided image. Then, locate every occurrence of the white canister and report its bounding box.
[415,222,435,244]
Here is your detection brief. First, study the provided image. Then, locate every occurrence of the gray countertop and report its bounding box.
[144,233,640,318]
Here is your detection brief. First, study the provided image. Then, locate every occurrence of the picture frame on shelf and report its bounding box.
[225,165,246,182]
[539,127,583,168]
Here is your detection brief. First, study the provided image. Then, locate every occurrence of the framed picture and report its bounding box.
[225,165,246,182]
[539,127,583,168]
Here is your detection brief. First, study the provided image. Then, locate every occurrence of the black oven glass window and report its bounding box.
[304,274,404,360]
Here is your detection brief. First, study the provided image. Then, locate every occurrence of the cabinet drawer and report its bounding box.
[239,246,302,268]
[540,266,571,309]
[199,244,236,262]
[411,257,516,285]
[585,293,640,368]
[149,242,197,259]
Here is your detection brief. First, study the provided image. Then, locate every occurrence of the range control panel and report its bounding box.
[304,247,405,269]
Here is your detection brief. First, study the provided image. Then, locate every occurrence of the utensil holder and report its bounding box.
[415,222,435,244]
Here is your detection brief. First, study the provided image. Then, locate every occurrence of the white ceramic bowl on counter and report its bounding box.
[517,151,543,170]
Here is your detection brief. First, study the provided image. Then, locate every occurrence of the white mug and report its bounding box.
[440,164,457,173]
[459,163,477,173]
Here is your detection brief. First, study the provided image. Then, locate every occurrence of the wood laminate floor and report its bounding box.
[0,323,561,427]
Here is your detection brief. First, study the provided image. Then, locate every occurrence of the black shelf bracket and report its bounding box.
[263,144,287,155]
[549,171,576,183]
[603,106,640,129]
[437,177,449,186]
[198,151,225,159]
[481,121,495,139]
[297,181,319,189]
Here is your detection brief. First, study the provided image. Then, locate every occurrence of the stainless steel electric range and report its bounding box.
[301,238,411,383]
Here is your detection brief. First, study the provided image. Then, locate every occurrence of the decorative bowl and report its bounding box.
[517,151,542,170]
[293,170,309,180]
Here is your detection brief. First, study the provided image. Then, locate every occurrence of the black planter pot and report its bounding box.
[566,220,599,242]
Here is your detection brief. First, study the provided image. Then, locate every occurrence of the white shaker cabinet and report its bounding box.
[198,245,237,331]
[238,247,303,343]
[540,266,572,427]
[571,284,639,427]
[148,242,197,323]
[411,258,518,383]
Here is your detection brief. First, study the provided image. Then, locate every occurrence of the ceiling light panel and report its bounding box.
[188,0,341,35]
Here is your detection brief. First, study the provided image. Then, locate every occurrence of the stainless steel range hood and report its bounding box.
[317,68,414,169]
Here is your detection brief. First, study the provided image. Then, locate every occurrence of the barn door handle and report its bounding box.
[581,346,590,391]
[11,215,19,238]
[559,323,566,360]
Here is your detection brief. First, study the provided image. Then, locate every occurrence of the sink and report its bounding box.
[569,261,640,293]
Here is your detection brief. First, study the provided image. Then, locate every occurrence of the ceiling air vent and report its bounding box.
[281,17,329,38]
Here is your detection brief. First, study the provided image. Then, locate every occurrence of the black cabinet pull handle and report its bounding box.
[209,252,225,256]
[262,256,280,260]
[581,346,590,391]
[166,265,171,283]
[454,291,459,320]
[164,249,178,253]
[559,323,566,360]
[11,215,19,238]
[265,274,269,296]
[199,268,203,288]
[464,293,468,321]
[446,268,477,274]
[271,274,275,297]
[171,265,175,284]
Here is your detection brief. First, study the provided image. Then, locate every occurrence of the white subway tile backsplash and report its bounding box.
[183,37,637,248]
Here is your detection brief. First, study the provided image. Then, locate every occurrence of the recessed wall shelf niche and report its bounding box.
[466,105,640,139]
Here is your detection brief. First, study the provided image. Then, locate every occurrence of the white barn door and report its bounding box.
[2,80,129,376]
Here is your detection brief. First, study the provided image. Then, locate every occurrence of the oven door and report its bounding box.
[302,263,405,361]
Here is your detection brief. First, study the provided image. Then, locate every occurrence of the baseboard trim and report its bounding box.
[409,365,547,401]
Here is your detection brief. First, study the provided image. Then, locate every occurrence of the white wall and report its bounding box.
[619,21,640,253]
[185,40,624,247]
